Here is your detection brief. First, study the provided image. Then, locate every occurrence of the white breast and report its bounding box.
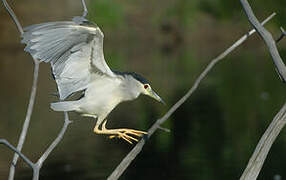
[78,76,123,119]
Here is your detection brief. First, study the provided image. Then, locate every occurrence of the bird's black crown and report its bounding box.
[113,70,149,84]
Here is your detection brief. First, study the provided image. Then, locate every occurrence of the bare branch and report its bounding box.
[1,113,72,180]
[240,102,286,180]
[0,139,34,169]
[2,1,79,180]
[238,2,286,178]
[107,13,276,180]
[2,112,71,180]
[0,1,41,179]
[240,0,286,82]
[2,1,71,179]
[81,0,88,17]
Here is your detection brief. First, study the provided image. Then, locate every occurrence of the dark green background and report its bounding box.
[0,0,286,179]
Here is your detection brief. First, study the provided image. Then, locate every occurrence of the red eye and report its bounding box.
[144,85,149,89]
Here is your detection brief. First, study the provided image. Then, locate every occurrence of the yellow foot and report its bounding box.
[108,129,147,144]
[94,120,147,144]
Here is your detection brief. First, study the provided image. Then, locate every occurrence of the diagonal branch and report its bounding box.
[8,59,40,180]
[240,0,286,82]
[240,102,286,180]
[107,13,276,180]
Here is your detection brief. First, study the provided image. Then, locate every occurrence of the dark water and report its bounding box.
[1,0,286,179]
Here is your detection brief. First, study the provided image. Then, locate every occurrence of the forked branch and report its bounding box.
[0,0,41,179]
[1,112,72,180]
[1,1,74,180]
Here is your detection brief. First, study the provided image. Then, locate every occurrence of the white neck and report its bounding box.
[118,75,142,101]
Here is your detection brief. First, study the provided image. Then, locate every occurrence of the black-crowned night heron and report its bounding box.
[21,17,164,144]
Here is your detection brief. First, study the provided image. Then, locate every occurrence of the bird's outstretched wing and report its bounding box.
[22,18,115,100]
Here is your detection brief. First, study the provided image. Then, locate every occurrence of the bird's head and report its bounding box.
[141,83,165,104]
[128,72,165,104]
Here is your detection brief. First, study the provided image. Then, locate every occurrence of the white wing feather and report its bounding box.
[22,20,114,100]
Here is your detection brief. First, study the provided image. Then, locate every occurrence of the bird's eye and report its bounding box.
[144,85,149,89]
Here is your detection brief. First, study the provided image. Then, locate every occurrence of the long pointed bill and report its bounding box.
[149,89,165,105]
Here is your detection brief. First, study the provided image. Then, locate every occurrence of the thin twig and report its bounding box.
[81,0,88,17]
[0,139,34,169]
[2,0,23,35]
[240,102,286,180]
[240,0,286,82]
[107,13,276,180]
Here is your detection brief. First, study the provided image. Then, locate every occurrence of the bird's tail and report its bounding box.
[50,101,79,112]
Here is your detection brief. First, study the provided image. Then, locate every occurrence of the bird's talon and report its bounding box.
[129,130,147,136]
[118,132,139,143]
[118,129,147,138]
[120,135,133,144]
[94,123,146,144]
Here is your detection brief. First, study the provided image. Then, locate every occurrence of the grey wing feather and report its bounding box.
[21,20,115,100]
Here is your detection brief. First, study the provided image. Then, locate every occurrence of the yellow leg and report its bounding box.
[93,120,147,144]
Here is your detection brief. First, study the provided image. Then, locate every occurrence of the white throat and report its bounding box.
[118,75,142,101]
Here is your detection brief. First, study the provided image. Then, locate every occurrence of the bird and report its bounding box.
[21,16,164,144]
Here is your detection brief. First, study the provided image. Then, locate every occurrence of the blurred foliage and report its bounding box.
[87,0,125,28]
